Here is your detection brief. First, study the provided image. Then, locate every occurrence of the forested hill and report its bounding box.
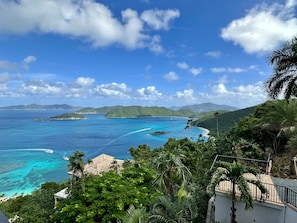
[76,106,122,114]
[105,106,195,118]
[193,105,257,135]
[171,103,238,113]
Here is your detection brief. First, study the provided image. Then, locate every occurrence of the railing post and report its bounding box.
[285,187,288,203]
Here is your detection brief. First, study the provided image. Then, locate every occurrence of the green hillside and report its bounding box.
[105,106,195,118]
[76,106,122,114]
[49,113,86,120]
[193,106,257,135]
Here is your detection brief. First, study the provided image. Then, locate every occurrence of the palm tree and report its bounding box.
[68,150,86,193]
[121,205,149,223]
[149,187,198,223]
[208,161,266,223]
[151,146,191,197]
[214,112,219,136]
[184,119,193,139]
[265,36,297,99]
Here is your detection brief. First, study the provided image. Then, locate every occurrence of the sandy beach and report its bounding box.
[199,127,210,137]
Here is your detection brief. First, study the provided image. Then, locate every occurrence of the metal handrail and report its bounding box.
[216,181,297,208]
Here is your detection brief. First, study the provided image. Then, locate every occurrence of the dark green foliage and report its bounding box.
[76,106,123,114]
[193,106,257,135]
[41,181,60,190]
[0,186,61,223]
[50,113,85,120]
[229,99,297,154]
[175,103,238,113]
[105,106,195,118]
[265,36,297,99]
[129,144,153,162]
[52,165,160,223]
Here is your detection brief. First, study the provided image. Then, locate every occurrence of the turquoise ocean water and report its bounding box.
[0,110,204,197]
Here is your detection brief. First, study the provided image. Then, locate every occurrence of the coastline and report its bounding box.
[199,127,210,137]
[0,111,204,198]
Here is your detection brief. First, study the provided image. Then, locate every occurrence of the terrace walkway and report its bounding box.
[215,174,297,208]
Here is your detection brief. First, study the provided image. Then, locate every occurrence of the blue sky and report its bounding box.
[0,0,297,108]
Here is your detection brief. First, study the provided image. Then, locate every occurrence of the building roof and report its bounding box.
[84,153,124,175]
[54,188,69,200]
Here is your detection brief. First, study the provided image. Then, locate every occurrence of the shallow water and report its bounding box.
[0,110,203,196]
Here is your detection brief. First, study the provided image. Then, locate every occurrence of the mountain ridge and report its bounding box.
[0,103,239,113]
[171,103,238,113]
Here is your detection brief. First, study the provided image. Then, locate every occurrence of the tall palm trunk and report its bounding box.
[231,181,236,223]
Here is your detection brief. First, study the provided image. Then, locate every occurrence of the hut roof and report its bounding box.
[84,154,124,175]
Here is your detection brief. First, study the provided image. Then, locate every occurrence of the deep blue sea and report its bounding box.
[0,110,204,197]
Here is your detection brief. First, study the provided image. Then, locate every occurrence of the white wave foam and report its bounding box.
[103,128,152,147]
[0,148,54,154]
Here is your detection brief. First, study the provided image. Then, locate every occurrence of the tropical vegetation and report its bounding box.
[50,113,86,120]
[2,36,297,222]
[105,106,195,118]
[1,98,297,222]
[265,36,297,100]
[208,161,266,223]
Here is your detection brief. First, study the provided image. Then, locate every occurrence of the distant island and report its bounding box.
[0,104,81,110]
[49,113,86,120]
[76,106,122,114]
[104,106,195,118]
[0,103,240,121]
[150,131,168,135]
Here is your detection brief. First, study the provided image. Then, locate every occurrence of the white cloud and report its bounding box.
[0,72,22,83]
[213,83,228,94]
[190,67,202,76]
[164,71,179,81]
[177,62,189,69]
[205,51,221,58]
[175,89,195,100]
[23,56,36,64]
[211,67,247,73]
[0,83,7,92]
[201,82,267,108]
[218,75,228,84]
[140,9,180,30]
[75,77,95,87]
[0,71,267,108]
[20,80,63,95]
[0,56,36,71]
[93,82,131,98]
[0,1,179,52]
[221,0,297,53]
[0,60,18,70]
[23,56,37,70]
[0,72,10,83]
[136,86,162,100]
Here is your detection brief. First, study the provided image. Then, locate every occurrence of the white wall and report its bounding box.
[283,204,297,223]
[215,192,284,223]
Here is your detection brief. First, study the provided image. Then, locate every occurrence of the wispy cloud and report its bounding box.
[205,51,221,58]
[177,62,202,76]
[190,67,202,76]
[177,62,189,69]
[0,56,36,71]
[164,71,179,81]
[211,67,247,73]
